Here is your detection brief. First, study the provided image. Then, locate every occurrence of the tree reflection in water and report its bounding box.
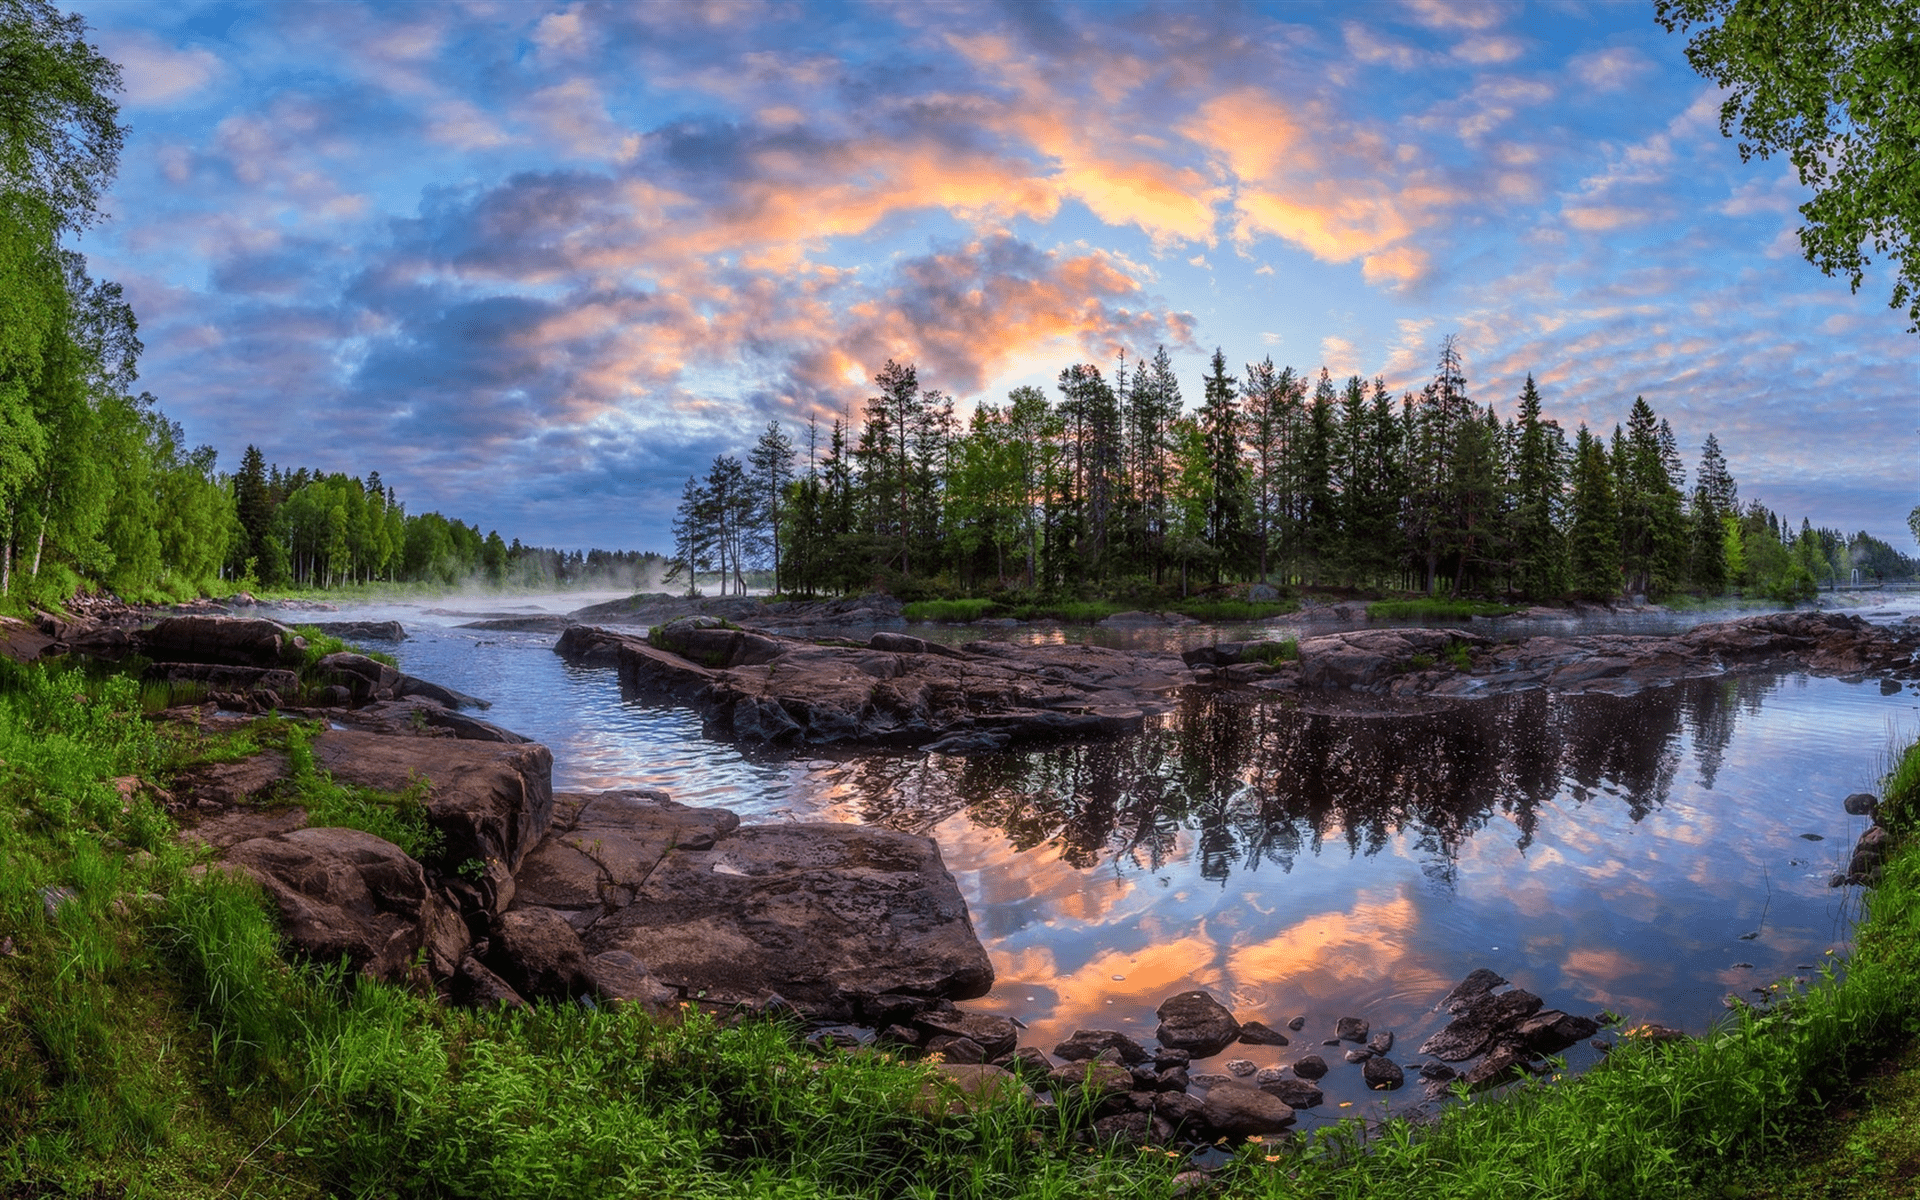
[824,671,1780,884]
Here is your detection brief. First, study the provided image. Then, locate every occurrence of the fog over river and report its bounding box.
[263,592,1920,1127]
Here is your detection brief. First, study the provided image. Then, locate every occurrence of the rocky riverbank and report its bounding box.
[554,619,1194,752]
[1187,610,1920,704]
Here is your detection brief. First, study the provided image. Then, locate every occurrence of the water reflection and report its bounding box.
[816,674,1789,883]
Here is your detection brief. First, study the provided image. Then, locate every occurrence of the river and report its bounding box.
[260,592,1920,1127]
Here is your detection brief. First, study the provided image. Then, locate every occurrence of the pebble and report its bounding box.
[1189,1072,1231,1089]
[1287,1016,1306,1031]
[1254,1066,1288,1085]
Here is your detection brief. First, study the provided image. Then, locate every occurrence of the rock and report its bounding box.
[147,663,302,708]
[1420,989,1544,1061]
[916,1064,1027,1117]
[1090,1112,1173,1147]
[38,885,77,920]
[926,1035,986,1064]
[1418,1061,1457,1082]
[1335,1016,1370,1043]
[1054,1029,1149,1064]
[1154,1090,1207,1132]
[915,1010,1018,1060]
[1248,583,1280,602]
[1048,1061,1133,1103]
[512,790,738,925]
[1847,825,1891,881]
[564,622,1192,750]
[1152,1048,1191,1068]
[1516,1011,1600,1056]
[488,907,595,1001]
[334,699,531,744]
[1342,1049,1372,1063]
[309,731,554,873]
[1286,1015,1306,1031]
[1009,1046,1052,1081]
[1237,1020,1290,1047]
[450,952,526,1009]
[1844,792,1879,816]
[1258,1077,1324,1109]
[1199,1081,1296,1136]
[584,823,992,1018]
[586,949,678,1009]
[1367,1031,1394,1055]
[1224,1058,1256,1077]
[140,616,305,668]
[1439,968,1509,1013]
[314,621,406,642]
[1154,990,1242,1058]
[394,674,490,710]
[315,652,402,701]
[225,827,468,982]
[1291,1054,1328,1080]
[1463,1046,1530,1090]
[1362,1057,1405,1090]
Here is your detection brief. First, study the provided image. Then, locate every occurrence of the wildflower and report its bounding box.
[1264,1155,1281,1163]
[1247,1135,1264,1144]
[1339,1101,1353,1108]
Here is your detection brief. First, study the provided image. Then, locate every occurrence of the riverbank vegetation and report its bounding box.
[4,646,1920,1197]
[673,345,1913,614]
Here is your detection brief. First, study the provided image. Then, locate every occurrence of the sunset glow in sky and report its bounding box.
[72,0,1918,551]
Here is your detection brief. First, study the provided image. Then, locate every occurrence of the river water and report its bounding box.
[263,592,1920,1126]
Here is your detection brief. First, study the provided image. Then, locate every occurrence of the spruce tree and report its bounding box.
[1569,427,1622,600]
[1510,375,1568,599]
[1198,349,1244,581]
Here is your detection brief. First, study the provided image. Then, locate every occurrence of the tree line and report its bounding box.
[225,449,665,591]
[672,337,1913,604]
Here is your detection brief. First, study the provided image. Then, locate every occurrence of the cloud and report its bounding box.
[1570,46,1653,92]
[100,30,221,106]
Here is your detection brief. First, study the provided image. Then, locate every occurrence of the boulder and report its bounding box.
[451,952,526,1009]
[1048,1061,1134,1103]
[314,621,406,642]
[1154,990,1241,1058]
[1516,1011,1600,1056]
[1844,792,1879,816]
[586,949,678,1009]
[147,663,302,708]
[225,826,468,982]
[1055,1029,1150,1064]
[511,790,739,926]
[1236,1020,1290,1047]
[1199,1081,1295,1136]
[1291,1054,1328,1080]
[914,1010,1018,1060]
[310,731,554,873]
[140,616,306,668]
[332,699,531,744]
[1362,1057,1405,1090]
[583,823,992,1018]
[553,625,644,668]
[394,674,490,710]
[1439,968,1509,1012]
[1258,1077,1324,1108]
[1420,989,1545,1061]
[487,907,595,1001]
[1335,1016,1370,1043]
[1367,1031,1395,1055]
[1090,1111,1173,1147]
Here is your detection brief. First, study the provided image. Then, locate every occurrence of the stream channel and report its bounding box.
[263,593,1920,1128]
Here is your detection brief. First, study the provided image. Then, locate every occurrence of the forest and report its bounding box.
[672,343,1914,605]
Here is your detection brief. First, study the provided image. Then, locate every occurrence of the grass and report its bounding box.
[6,652,1920,1198]
[902,598,1000,623]
[1367,598,1523,620]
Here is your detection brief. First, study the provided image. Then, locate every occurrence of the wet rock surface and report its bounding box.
[554,621,1192,751]
[1154,990,1242,1057]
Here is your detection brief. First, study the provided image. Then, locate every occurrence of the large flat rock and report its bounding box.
[555,623,1192,750]
[581,821,993,1017]
[511,789,740,928]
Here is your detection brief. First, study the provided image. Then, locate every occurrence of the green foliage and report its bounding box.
[1367,598,1520,620]
[1242,638,1298,665]
[288,624,397,672]
[1659,0,1920,332]
[279,723,440,861]
[1444,640,1473,671]
[903,598,1000,622]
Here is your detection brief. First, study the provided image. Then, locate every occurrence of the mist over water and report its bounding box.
[268,593,1920,1123]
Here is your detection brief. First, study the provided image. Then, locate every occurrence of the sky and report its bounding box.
[69,0,1919,554]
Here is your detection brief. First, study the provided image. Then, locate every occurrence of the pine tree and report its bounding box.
[1569,427,1621,600]
[1198,349,1244,581]
[747,421,794,593]
[1510,375,1568,599]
